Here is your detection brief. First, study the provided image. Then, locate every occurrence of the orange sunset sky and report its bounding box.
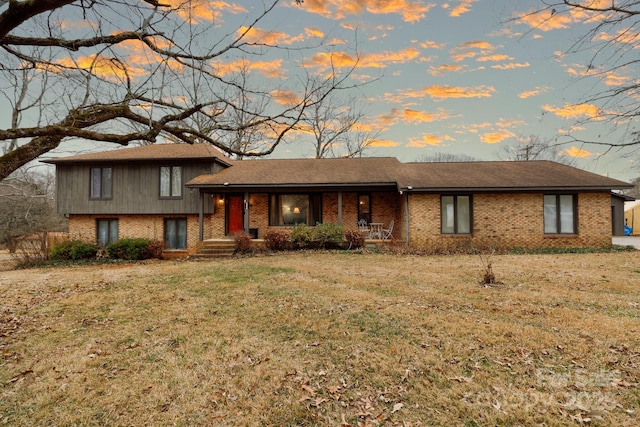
[40,1,640,181]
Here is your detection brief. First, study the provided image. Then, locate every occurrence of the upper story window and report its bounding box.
[544,194,577,234]
[441,195,472,234]
[269,193,322,226]
[90,167,112,199]
[160,166,182,198]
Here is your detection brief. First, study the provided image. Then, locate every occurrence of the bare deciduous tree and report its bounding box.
[0,0,359,180]
[295,70,379,158]
[0,167,65,253]
[499,135,576,165]
[521,1,640,152]
[416,153,478,162]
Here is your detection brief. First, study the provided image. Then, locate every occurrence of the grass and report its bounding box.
[1,251,639,426]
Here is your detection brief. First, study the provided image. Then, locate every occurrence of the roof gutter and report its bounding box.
[399,185,633,193]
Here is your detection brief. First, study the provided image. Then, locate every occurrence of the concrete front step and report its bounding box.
[194,239,236,258]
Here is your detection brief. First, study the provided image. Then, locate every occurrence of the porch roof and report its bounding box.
[186,157,402,191]
[396,160,633,192]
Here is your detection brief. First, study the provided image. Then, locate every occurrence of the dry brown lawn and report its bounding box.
[1,251,639,426]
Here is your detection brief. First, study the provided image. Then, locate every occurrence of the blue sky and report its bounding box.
[17,0,638,182]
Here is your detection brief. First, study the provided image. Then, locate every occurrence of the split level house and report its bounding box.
[45,143,633,256]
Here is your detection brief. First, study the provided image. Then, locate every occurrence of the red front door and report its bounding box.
[227,196,244,235]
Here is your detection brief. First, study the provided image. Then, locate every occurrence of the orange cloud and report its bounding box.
[477,54,512,62]
[518,87,545,98]
[491,62,530,70]
[302,0,435,23]
[370,138,400,147]
[271,90,302,106]
[563,146,592,158]
[305,27,325,38]
[450,40,497,62]
[448,0,477,17]
[423,85,496,100]
[60,19,96,31]
[516,8,573,31]
[238,26,304,45]
[307,47,420,70]
[594,28,640,45]
[428,64,463,76]
[387,85,495,102]
[165,0,246,24]
[408,134,454,147]
[376,108,451,127]
[543,103,602,120]
[211,58,285,78]
[420,40,446,49]
[56,53,144,81]
[604,72,629,86]
[480,130,516,144]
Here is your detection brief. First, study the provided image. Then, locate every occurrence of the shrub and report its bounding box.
[312,222,344,249]
[106,238,159,260]
[49,240,99,260]
[146,240,164,259]
[290,223,313,249]
[234,232,252,254]
[345,230,365,249]
[264,229,291,251]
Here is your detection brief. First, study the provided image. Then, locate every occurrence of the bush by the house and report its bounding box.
[264,229,290,251]
[49,240,99,261]
[344,230,365,249]
[290,223,314,249]
[234,232,252,254]
[106,238,161,260]
[312,222,344,249]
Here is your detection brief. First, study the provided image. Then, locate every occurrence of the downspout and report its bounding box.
[337,191,343,225]
[404,191,410,245]
[198,190,204,241]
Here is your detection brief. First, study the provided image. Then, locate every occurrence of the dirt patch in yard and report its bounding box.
[1,251,639,426]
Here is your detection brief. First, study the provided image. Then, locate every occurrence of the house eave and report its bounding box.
[43,157,232,167]
[186,182,399,192]
[399,185,633,193]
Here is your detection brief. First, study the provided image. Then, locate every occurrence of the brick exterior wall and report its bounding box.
[68,213,206,255]
[70,191,611,252]
[407,192,612,250]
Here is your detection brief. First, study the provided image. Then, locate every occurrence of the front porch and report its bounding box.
[193,190,405,245]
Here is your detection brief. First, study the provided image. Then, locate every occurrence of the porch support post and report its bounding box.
[337,191,343,225]
[244,191,250,233]
[198,190,204,241]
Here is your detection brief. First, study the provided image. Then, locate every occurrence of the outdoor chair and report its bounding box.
[358,219,370,233]
[381,220,394,240]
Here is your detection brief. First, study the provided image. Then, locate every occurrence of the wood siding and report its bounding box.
[56,161,224,215]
